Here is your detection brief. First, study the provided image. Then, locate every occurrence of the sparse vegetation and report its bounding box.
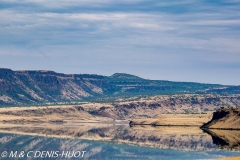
[1,68,240,106]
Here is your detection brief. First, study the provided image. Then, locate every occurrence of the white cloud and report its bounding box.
[1,0,145,9]
[0,0,240,84]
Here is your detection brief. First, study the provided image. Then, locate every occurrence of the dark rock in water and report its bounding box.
[202,128,240,151]
[200,107,240,130]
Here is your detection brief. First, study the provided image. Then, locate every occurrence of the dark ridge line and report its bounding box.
[200,127,240,130]
[129,122,201,127]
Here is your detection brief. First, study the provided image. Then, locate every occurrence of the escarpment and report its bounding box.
[201,107,240,130]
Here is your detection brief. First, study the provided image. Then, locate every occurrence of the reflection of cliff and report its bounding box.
[0,124,217,151]
[117,126,216,151]
[203,129,240,151]
[1,133,237,160]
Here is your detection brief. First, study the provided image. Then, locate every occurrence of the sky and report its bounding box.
[0,0,240,85]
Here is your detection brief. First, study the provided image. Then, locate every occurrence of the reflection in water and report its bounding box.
[0,123,240,159]
[202,129,240,151]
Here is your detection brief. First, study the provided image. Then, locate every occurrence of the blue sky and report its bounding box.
[0,0,240,85]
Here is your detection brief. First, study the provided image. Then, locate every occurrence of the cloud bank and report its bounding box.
[0,0,240,85]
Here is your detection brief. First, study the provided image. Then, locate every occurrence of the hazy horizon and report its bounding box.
[0,67,236,86]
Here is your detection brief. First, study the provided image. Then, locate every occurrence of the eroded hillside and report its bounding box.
[1,95,240,123]
[1,68,239,106]
[201,107,240,129]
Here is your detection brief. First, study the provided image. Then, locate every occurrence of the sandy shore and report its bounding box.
[0,105,119,123]
[0,105,213,127]
[130,113,212,126]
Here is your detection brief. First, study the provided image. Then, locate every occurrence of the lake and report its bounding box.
[0,123,239,159]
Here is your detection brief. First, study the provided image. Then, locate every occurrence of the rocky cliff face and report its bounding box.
[91,95,240,119]
[1,95,240,124]
[0,68,239,106]
[201,107,240,129]
[0,68,109,105]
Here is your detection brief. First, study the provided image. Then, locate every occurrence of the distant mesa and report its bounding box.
[109,73,143,80]
[0,68,240,106]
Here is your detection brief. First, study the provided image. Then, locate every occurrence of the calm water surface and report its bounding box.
[0,123,239,160]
